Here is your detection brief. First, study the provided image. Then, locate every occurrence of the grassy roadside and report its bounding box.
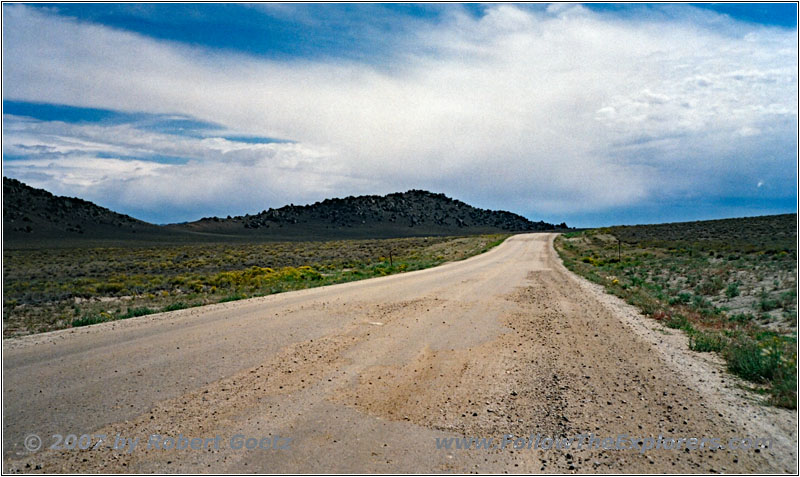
[3,234,509,337]
[554,215,796,409]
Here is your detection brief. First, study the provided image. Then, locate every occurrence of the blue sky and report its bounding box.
[2,3,797,226]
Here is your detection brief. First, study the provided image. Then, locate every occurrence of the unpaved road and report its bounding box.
[3,234,797,473]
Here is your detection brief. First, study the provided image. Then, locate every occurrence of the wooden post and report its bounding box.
[389,251,393,267]
[618,239,621,262]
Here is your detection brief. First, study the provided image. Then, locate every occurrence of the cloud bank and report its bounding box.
[2,4,796,225]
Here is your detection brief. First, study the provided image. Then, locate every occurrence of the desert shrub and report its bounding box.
[625,291,659,315]
[162,302,189,312]
[758,289,780,312]
[665,313,692,331]
[96,282,126,294]
[295,265,323,280]
[188,281,204,293]
[120,307,157,319]
[688,330,726,353]
[690,294,714,312]
[669,292,692,305]
[770,366,798,409]
[726,335,797,409]
[697,276,725,295]
[725,282,740,298]
[724,336,784,383]
[779,290,796,310]
[219,294,247,303]
[728,313,755,323]
[72,313,110,327]
[370,263,393,276]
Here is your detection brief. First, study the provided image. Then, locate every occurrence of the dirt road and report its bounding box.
[3,233,796,473]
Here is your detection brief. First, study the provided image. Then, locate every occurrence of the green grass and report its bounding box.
[728,313,755,324]
[726,282,741,298]
[726,338,778,383]
[724,334,796,407]
[219,294,248,303]
[555,216,796,409]
[71,314,110,327]
[688,329,726,353]
[69,302,201,327]
[758,289,781,312]
[161,302,190,312]
[481,237,507,253]
[119,307,157,319]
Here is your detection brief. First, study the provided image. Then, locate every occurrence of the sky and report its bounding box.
[2,3,797,227]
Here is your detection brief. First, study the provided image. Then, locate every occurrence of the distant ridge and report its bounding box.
[171,189,566,239]
[3,178,565,245]
[3,177,171,243]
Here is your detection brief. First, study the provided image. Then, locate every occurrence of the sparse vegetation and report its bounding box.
[4,234,509,337]
[726,281,741,298]
[555,214,797,408]
[688,329,726,353]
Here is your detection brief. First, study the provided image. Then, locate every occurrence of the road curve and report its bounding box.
[3,233,795,473]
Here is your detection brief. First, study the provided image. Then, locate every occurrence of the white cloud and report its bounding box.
[2,115,356,221]
[2,4,796,223]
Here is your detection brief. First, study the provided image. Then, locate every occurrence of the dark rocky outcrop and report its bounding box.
[3,177,166,243]
[4,177,567,245]
[178,190,565,238]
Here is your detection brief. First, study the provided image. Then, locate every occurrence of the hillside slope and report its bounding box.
[172,190,565,239]
[609,214,796,253]
[3,177,174,244]
[3,178,563,245]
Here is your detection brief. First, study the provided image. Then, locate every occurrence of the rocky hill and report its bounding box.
[3,177,172,244]
[173,190,566,239]
[3,178,565,245]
